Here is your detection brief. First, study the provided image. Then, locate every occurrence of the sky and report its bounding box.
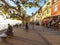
[25,1,45,16]
[5,0,48,16]
[25,0,48,16]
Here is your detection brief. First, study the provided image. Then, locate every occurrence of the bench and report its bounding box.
[0,33,7,42]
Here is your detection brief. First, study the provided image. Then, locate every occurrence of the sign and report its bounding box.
[52,1,60,16]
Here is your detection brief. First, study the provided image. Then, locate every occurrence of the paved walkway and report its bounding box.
[0,25,60,45]
[33,25,60,45]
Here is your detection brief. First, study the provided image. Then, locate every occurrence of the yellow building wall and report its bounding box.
[46,7,51,17]
[41,0,52,20]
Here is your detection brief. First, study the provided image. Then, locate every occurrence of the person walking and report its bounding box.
[25,23,29,32]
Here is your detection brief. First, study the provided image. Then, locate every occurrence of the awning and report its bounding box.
[52,11,60,17]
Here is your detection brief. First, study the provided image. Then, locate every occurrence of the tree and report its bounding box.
[44,0,47,4]
[0,0,47,20]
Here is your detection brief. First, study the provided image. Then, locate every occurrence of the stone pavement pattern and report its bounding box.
[0,25,60,45]
[34,25,60,45]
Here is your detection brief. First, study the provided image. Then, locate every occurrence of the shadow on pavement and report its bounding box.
[11,36,46,45]
[3,41,15,45]
[34,30,52,45]
[37,32,52,45]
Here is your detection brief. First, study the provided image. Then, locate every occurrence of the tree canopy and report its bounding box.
[0,0,47,20]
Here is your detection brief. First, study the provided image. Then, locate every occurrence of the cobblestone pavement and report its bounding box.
[32,25,60,45]
[0,25,60,45]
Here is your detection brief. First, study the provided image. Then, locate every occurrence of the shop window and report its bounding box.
[54,0,57,3]
[54,5,58,12]
[53,16,58,21]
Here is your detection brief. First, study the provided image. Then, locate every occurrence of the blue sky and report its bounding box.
[25,7,39,15]
[25,0,48,16]
[25,1,45,16]
[5,0,48,16]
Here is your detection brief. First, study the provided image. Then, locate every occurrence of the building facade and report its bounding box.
[32,0,60,22]
[41,0,52,20]
[36,0,60,20]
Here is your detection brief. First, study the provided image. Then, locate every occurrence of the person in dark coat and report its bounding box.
[6,24,13,37]
[25,23,29,32]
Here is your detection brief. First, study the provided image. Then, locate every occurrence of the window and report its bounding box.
[46,6,49,14]
[54,5,58,12]
[54,0,57,3]
[47,10,49,14]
